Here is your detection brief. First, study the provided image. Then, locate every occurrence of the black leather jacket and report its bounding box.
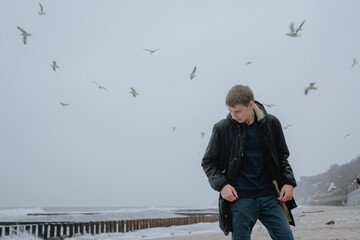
[201,101,297,235]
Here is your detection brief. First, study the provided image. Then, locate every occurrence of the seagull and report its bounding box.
[325,220,335,225]
[189,66,197,80]
[328,182,337,191]
[51,61,60,71]
[60,102,69,107]
[286,20,305,37]
[200,132,205,138]
[343,132,354,139]
[351,58,358,68]
[94,81,108,91]
[246,61,252,65]
[143,49,159,54]
[304,82,317,95]
[129,87,139,97]
[283,123,294,130]
[17,26,32,45]
[172,127,176,132]
[59,99,69,107]
[263,103,277,108]
[38,3,46,15]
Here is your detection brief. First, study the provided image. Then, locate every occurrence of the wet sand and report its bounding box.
[152,206,360,240]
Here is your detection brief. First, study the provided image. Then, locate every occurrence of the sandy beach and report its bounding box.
[151,206,360,240]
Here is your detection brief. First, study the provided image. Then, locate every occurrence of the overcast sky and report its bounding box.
[1,0,359,208]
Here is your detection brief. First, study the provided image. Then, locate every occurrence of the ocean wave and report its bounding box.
[0,207,46,218]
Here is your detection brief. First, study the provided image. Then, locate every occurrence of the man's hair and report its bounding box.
[225,85,254,107]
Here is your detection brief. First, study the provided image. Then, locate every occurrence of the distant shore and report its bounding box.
[151,205,360,240]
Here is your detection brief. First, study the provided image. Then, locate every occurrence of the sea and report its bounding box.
[0,206,221,240]
[0,206,307,239]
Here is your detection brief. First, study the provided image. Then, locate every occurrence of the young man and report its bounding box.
[202,85,297,240]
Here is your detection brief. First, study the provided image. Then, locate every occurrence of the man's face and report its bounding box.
[227,102,254,124]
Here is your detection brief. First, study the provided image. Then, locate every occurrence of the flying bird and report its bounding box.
[328,182,337,191]
[246,61,252,65]
[200,132,205,138]
[51,61,60,71]
[351,58,358,68]
[129,87,139,97]
[283,123,294,130]
[286,20,305,37]
[343,132,354,139]
[94,81,108,91]
[189,66,197,80]
[263,103,277,108]
[17,26,32,45]
[38,3,46,15]
[143,49,159,54]
[304,82,317,95]
[172,127,176,132]
[59,99,69,107]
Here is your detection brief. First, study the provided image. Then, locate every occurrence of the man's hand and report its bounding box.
[221,184,238,202]
[277,184,293,202]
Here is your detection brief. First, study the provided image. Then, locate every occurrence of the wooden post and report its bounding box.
[62,224,68,236]
[29,225,34,236]
[89,222,94,235]
[100,222,106,233]
[44,224,49,239]
[90,222,93,234]
[105,221,110,233]
[32,225,37,236]
[107,221,111,232]
[50,224,55,237]
[0,226,2,237]
[80,223,84,234]
[94,222,99,234]
[74,223,79,234]
[4,226,10,236]
[95,222,100,234]
[111,221,116,232]
[85,222,90,234]
[25,225,30,234]
[69,223,74,237]
[130,220,134,231]
[118,220,124,232]
[38,224,43,238]
[125,220,129,232]
[56,224,62,237]
[108,221,112,232]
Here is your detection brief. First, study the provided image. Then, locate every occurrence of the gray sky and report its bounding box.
[1,0,359,208]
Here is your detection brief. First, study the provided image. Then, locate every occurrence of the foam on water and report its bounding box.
[0,206,217,223]
[0,232,42,240]
[0,208,46,219]
[0,222,222,240]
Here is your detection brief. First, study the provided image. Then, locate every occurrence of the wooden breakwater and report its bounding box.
[0,215,219,239]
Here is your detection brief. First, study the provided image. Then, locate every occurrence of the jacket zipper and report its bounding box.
[231,124,246,184]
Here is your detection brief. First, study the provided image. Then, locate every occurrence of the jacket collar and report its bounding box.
[253,100,267,122]
[226,100,267,125]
